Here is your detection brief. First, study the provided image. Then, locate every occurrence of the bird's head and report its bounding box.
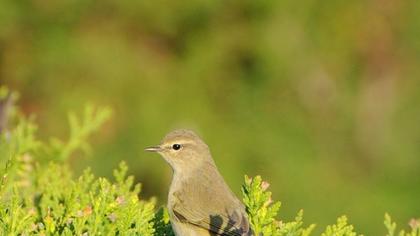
[145,129,213,173]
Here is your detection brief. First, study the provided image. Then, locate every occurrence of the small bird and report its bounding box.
[145,129,252,236]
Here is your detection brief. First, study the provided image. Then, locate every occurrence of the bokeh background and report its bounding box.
[1,0,420,234]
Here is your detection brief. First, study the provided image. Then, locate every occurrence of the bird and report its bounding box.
[145,129,252,236]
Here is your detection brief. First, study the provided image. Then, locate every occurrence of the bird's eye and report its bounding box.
[172,144,181,150]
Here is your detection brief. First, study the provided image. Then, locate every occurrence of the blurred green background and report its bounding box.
[1,0,420,234]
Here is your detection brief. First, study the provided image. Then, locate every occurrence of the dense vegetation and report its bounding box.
[0,90,418,235]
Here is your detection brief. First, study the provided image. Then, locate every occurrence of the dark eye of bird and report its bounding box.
[172,144,181,150]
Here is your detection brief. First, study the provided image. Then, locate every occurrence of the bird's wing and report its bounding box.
[172,204,249,236]
[171,171,251,236]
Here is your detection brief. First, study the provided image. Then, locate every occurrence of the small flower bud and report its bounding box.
[409,218,420,230]
[108,213,117,222]
[261,181,270,191]
[116,196,125,205]
[83,206,92,216]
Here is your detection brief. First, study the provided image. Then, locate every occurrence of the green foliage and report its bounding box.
[385,214,420,236]
[0,95,158,235]
[0,161,157,235]
[0,93,418,235]
[44,104,112,161]
[241,175,413,236]
[320,216,361,236]
[241,175,317,236]
[242,175,282,235]
[276,211,316,236]
[152,207,175,236]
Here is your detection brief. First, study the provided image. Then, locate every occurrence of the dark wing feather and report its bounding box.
[173,202,249,236]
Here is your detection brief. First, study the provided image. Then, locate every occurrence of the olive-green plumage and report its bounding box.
[146,130,251,236]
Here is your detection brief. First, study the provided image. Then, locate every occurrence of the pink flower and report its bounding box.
[409,218,420,230]
[116,196,125,205]
[108,213,117,222]
[261,181,270,191]
[83,206,92,216]
[263,196,273,207]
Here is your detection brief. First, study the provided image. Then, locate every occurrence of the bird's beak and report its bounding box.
[144,146,163,152]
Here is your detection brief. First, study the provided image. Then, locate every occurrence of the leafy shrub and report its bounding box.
[384,214,420,236]
[0,88,156,235]
[0,88,418,235]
